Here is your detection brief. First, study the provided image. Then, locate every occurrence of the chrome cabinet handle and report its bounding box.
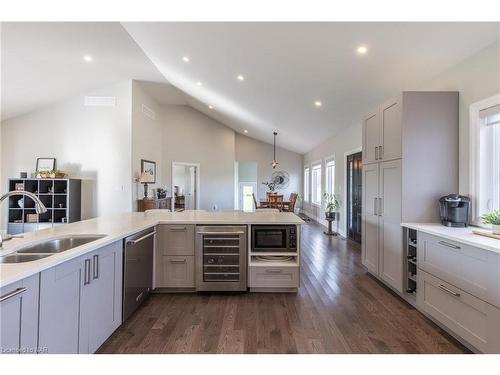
[375,146,379,160]
[197,231,245,235]
[439,284,460,297]
[373,197,377,216]
[265,269,283,274]
[84,259,91,285]
[379,145,383,159]
[93,254,99,280]
[438,240,460,250]
[170,226,187,231]
[378,198,383,216]
[169,258,187,264]
[0,287,27,302]
[127,230,156,245]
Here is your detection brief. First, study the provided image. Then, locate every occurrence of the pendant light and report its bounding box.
[271,131,279,169]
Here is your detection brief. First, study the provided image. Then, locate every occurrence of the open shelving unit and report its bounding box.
[7,178,81,235]
[404,227,418,300]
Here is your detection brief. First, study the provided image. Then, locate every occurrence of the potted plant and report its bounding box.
[323,192,340,219]
[482,210,500,235]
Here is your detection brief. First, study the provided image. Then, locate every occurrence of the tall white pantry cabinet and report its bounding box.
[362,92,459,293]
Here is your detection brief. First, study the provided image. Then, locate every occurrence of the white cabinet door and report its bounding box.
[0,275,39,354]
[161,255,195,288]
[159,225,195,255]
[362,163,380,274]
[80,241,123,353]
[39,256,83,354]
[379,97,402,162]
[378,160,403,292]
[362,109,380,164]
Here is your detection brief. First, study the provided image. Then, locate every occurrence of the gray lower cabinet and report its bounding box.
[0,274,39,354]
[156,224,195,288]
[38,241,123,354]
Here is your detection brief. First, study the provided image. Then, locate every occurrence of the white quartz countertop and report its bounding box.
[0,211,304,287]
[401,222,500,254]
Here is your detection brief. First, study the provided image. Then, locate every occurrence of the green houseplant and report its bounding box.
[482,210,500,235]
[323,192,340,219]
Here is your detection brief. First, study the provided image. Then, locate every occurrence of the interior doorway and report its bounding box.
[172,162,199,211]
[234,161,258,211]
[346,151,362,243]
[239,182,258,211]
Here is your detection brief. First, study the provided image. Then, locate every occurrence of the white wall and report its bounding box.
[235,133,303,202]
[1,81,133,230]
[417,41,500,195]
[303,122,362,235]
[131,80,164,209]
[162,105,236,211]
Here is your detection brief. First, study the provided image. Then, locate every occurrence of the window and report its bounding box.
[304,167,310,202]
[311,164,322,206]
[478,103,500,217]
[326,160,335,196]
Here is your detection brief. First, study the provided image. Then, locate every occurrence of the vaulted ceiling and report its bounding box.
[2,22,500,154]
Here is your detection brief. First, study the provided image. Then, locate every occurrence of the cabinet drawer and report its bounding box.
[417,232,493,305]
[249,266,299,288]
[158,225,195,255]
[160,255,195,288]
[417,270,500,353]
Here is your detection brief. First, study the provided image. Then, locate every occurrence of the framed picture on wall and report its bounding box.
[36,158,56,173]
[141,159,156,183]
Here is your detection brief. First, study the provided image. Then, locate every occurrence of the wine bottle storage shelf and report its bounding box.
[7,178,81,235]
[404,228,418,299]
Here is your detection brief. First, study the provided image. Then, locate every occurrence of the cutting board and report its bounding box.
[472,230,500,240]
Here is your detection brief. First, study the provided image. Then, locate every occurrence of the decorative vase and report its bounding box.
[325,211,336,220]
[492,224,500,235]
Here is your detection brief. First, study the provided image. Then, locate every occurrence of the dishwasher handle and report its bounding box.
[127,230,156,245]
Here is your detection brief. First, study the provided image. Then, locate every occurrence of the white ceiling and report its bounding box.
[0,22,174,121]
[123,22,500,153]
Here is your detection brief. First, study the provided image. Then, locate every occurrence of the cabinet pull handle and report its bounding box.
[375,146,378,160]
[378,198,383,216]
[170,258,187,264]
[379,145,383,159]
[439,284,461,297]
[84,259,91,285]
[438,240,460,250]
[93,254,99,280]
[170,226,187,231]
[0,287,27,302]
[127,230,156,245]
[265,269,283,274]
[373,197,377,216]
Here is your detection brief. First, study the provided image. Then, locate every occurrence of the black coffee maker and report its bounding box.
[439,194,470,227]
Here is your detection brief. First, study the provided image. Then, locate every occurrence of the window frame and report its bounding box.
[469,94,500,226]
[304,166,310,202]
[311,162,322,207]
[326,158,335,197]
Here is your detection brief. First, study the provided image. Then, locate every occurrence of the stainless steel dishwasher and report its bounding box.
[123,227,155,321]
[195,225,247,291]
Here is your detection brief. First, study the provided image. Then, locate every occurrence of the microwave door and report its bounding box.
[253,227,287,251]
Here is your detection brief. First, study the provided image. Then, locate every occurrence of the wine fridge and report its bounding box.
[195,225,247,291]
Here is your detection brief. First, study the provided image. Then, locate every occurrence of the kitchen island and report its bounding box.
[0,210,303,354]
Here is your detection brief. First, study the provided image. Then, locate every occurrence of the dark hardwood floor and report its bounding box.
[99,220,469,354]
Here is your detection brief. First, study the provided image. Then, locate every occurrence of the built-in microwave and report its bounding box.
[251,225,297,252]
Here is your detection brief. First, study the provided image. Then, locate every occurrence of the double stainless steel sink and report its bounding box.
[0,235,106,263]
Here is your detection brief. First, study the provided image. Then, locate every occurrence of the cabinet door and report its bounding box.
[379,97,402,162]
[362,109,380,164]
[378,160,403,292]
[161,255,195,288]
[80,241,123,354]
[159,224,195,255]
[362,163,379,274]
[39,256,83,354]
[0,275,39,354]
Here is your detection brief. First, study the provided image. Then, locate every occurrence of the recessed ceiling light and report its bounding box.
[182,56,190,62]
[314,101,322,107]
[244,129,248,133]
[237,75,245,81]
[197,81,203,86]
[357,46,368,54]
[208,105,214,109]
[83,55,93,62]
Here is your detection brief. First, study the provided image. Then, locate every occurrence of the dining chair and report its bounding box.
[283,193,298,212]
[268,194,284,211]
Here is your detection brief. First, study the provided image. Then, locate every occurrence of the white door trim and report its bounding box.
[171,161,201,210]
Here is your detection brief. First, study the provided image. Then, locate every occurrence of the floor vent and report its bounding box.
[84,96,116,107]
[142,104,156,120]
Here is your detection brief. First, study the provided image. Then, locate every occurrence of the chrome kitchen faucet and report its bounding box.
[0,191,47,248]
